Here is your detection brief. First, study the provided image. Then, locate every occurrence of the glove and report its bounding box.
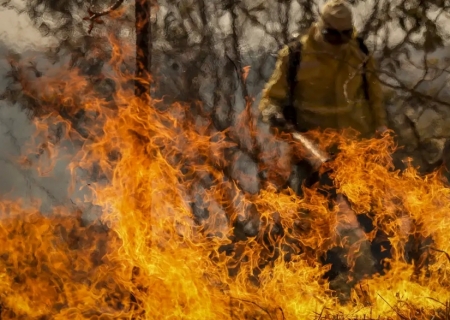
[375,125,389,138]
[269,112,287,128]
[376,125,388,134]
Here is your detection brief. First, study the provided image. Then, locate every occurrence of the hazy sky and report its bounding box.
[0,9,46,50]
[0,9,86,216]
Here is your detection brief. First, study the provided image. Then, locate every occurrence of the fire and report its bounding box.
[2,35,450,319]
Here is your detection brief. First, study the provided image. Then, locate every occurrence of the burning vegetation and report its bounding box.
[1,1,450,319]
[0,35,449,319]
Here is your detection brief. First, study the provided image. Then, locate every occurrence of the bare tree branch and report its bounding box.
[83,0,126,34]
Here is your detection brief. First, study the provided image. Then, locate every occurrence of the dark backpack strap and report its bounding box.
[356,36,370,101]
[284,40,302,128]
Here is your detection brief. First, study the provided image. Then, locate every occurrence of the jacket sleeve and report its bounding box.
[258,45,290,123]
[366,56,387,128]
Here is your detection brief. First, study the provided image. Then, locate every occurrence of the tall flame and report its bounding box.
[1,35,450,319]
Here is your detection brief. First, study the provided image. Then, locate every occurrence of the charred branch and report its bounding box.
[135,0,152,99]
[83,0,126,34]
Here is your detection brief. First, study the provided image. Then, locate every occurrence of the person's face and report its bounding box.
[321,26,353,46]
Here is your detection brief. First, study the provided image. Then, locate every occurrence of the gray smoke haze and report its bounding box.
[1,1,449,217]
[0,10,96,220]
[0,5,449,296]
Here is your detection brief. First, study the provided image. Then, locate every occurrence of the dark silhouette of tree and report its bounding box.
[134,0,152,98]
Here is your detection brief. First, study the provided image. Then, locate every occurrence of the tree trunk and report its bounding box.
[135,0,152,98]
[129,1,152,314]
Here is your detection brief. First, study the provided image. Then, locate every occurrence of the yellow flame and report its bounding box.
[1,35,450,319]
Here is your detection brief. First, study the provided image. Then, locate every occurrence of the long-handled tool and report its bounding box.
[270,117,331,172]
[274,119,377,302]
[290,129,331,172]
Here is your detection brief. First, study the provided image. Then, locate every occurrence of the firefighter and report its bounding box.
[258,0,390,302]
[259,0,387,138]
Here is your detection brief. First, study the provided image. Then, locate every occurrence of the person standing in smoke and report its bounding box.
[259,0,387,139]
[258,0,390,302]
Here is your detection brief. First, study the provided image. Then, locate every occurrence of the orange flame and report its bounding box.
[1,35,450,319]
[242,66,251,83]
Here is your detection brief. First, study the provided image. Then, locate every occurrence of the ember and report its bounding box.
[2,10,450,320]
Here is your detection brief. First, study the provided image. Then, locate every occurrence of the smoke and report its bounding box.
[0,10,96,221]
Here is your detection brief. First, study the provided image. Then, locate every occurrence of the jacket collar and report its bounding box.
[303,23,353,60]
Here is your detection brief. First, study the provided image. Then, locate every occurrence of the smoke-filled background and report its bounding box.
[1,0,450,206]
[1,0,450,318]
[0,10,65,210]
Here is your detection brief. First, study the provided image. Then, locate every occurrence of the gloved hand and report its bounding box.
[375,125,389,138]
[269,112,288,128]
[376,125,388,134]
